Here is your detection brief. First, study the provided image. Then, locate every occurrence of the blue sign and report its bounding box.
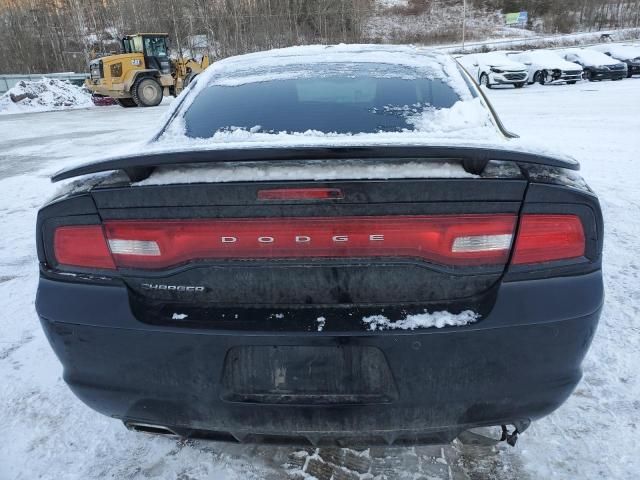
[518,11,528,25]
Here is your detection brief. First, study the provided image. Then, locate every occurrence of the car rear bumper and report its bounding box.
[36,271,603,445]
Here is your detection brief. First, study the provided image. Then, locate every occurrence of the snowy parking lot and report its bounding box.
[1,79,639,479]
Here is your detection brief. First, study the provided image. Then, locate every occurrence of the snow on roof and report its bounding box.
[206,44,451,72]
[562,48,620,65]
[521,49,566,62]
[473,51,517,63]
[590,43,640,60]
[511,50,580,69]
[474,51,510,61]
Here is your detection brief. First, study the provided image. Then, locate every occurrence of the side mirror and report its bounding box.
[524,62,532,66]
[473,62,479,67]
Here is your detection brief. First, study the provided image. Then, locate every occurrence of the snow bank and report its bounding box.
[0,78,93,115]
[362,310,480,331]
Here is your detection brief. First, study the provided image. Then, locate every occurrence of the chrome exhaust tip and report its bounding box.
[125,421,179,436]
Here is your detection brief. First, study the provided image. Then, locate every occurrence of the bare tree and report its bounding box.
[0,0,638,74]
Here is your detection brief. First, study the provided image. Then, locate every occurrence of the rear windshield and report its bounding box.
[181,63,463,138]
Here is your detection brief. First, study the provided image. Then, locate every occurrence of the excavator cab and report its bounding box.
[122,34,171,75]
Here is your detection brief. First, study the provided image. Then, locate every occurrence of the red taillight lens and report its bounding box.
[53,225,116,269]
[258,188,343,201]
[102,215,517,269]
[512,214,585,265]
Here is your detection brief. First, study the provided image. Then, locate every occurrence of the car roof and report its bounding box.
[203,44,453,78]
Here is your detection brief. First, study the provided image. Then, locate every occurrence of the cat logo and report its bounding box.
[131,59,141,66]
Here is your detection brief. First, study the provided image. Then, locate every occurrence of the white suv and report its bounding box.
[458,52,528,89]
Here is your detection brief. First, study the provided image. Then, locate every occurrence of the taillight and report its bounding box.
[512,214,585,265]
[53,225,115,269]
[50,214,588,271]
[99,215,517,269]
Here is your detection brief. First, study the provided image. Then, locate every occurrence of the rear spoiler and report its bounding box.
[51,145,579,183]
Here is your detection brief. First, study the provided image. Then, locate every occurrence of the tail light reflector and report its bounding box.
[53,225,115,269]
[100,215,517,269]
[108,239,161,256]
[452,234,513,253]
[512,214,585,264]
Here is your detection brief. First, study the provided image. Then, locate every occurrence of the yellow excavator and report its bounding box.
[86,33,210,107]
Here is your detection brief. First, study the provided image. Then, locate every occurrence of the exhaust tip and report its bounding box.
[125,421,178,436]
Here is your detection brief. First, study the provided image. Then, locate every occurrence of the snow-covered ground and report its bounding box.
[485,80,640,479]
[1,79,639,479]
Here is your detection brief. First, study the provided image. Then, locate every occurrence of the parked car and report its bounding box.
[508,50,583,85]
[458,52,528,88]
[36,45,603,446]
[589,44,640,77]
[562,48,627,81]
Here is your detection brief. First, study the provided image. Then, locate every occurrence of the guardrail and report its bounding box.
[436,27,640,54]
[0,73,88,95]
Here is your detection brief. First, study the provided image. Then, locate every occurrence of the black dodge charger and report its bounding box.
[36,45,603,446]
